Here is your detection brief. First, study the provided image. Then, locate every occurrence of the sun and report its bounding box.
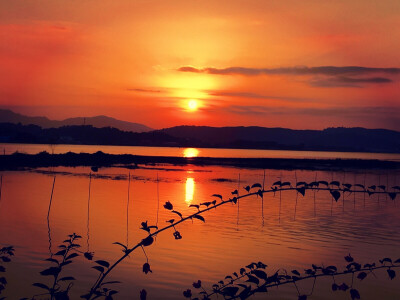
[187,99,198,112]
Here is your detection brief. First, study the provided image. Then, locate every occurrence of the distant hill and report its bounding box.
[160,126,400,153]
[0,109,153,133]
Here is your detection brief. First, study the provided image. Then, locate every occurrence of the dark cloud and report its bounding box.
[309,76,392,88]
[178,65,400,76]
[209,91,314,102]
[127,88,162,93]
[178,65,399,88]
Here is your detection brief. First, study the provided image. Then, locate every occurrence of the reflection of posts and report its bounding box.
[185,178,195,204]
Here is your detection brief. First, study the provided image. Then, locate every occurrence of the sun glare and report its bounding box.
[183,148,199,158]
[187,99,198,111]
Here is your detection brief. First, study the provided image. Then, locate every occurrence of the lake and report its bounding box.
[0,146,399,299]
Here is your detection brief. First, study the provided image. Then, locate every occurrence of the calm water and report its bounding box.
[0,164,399,299]
[1,143,400,161]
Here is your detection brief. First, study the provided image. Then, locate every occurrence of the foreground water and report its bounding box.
[0,164,399,299]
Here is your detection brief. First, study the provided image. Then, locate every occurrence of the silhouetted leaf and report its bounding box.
[192,280,201,288]
[95,260,110,268]
[318,181,329,186]
[172,210,183,218]
[66,253,79,260]
[231,190,238,195]
[380,258,392,264]
[244,186,250,193]
[368,185,376,191]
[58,276,75,281]
[257,189,264,198]
[378,185,386,191]
[350,289,360,300]
[222,287,239,297]
[212,194,223,200]
[240,268,246,275]
[281,181,291,187]
[330,181,340,187]
[142,263,152,274]
[200,202,212,208]
[392,186,400,191]
[183,289,192,298]
[251,183,262,189]
[101,281,121,285]
[140,289,147,300]
[330,190,341,202]
[354,184,365,190]
[332,283,338,291]
[387,269,396,280]
[166,219,175,224]
[40,267,61,276]
[343,183,352,189]
[141,236,154,247]
[296,187,306,196]
[192,215,205,222]
[273,181,281,186]
[92,266,104,273]
[84,252,94,260]
[395,258,400,263]
[298,295,307,300]
[389,193,397,200]
[296,182,307,187]
[233,272,239,277]
[55,249,66,256]
[32,283,50,290]
[252,270,267,280]
[45,258,59,264]
[357,272,367,280]
[113,242,128,250]
[163,201,173,210]
[291,270,300,276]
[189,204,200,210]
[338,283,349,291]
[246,274,259,285]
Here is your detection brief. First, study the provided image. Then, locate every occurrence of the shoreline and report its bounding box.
[1,151,399,171]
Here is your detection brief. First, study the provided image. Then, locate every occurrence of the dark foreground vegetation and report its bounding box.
[0,151,399,171]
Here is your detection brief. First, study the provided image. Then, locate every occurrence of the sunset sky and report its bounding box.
[1,0,399,130]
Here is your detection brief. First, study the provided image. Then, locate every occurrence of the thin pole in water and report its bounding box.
[354,173,356,211]
[279,172,282,223]
[313,172,317,217]
[294,170,298,220]
[342,171,346,213]
[156,173,160,227]
[87,172,92,252]
[47,176,56,256]
[0,174,3,204]
[363,172,366,209]
[262,169,265,226]
[126,171,131,247]
[237,173,240,225]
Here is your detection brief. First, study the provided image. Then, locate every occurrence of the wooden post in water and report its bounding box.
[262,169,265,226]
[87,172,92,252]
[47,176,56,256]
[294,170,298,220]
[237,173,240,225]
[126,171,131,247]
[0,174,3,204]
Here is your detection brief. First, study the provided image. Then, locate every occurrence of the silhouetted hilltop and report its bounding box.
[1,122,399,153]
[160,126,400,153]
[0,123,184,146]
[0,109,152,132]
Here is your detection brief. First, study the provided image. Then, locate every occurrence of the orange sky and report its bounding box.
[0,0,399,130]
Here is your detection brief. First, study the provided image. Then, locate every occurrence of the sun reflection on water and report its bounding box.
[183,148,199,158]
[185,177,195,204]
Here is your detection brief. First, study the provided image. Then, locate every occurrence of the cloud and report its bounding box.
[309,76,392,88]
[127,88,162,93]
[178,65,399,87]
[178,65,400,76]
[209,91,314,102]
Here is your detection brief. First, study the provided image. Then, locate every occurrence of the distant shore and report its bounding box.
[0,151,399,171]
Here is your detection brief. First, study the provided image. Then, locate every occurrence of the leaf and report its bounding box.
[40,267,61,276]
[166,219,175,224]
[172,210,183,218]
[163,201,173,210]
[296,187,306,196]
[84,252,94,260]
[45,258,59,264]
[95,260,110,268]
[101,281,121,285]
[387,269,396,280]
[55,249,66,256]
[357,272,367,280]
[200,202,212,207]
[212,194,223,200]
[92,266,105,273]
[192,215,205,222]
[221,287,239,297]
[189,204,200,210]
[291,270,300,276]
[60,260,72,267]
[281,181,291,187]
[32,283,50,290]
[380,258,392,264]
[296,181,307,186]
[231,189,238,195]
[350,289,361,300]
[251,183,262,189]
[246,274,259,285]
[240,268,246,275]
[273,181,281,186]
[252,270,267,280]
[66,253,79,260]
[389,193,397,200]
[141,236,154,247]
[330,190,341,202]
[142,263,152,274]
[298,295,307,300]
[318,180,329,186]
[244,186,250,193]
[58,276,75,281]
[113,242,128,250]
[330,181,340,187]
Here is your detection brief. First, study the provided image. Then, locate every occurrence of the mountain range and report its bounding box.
[1,109,399,153]
[0,109,153,133]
